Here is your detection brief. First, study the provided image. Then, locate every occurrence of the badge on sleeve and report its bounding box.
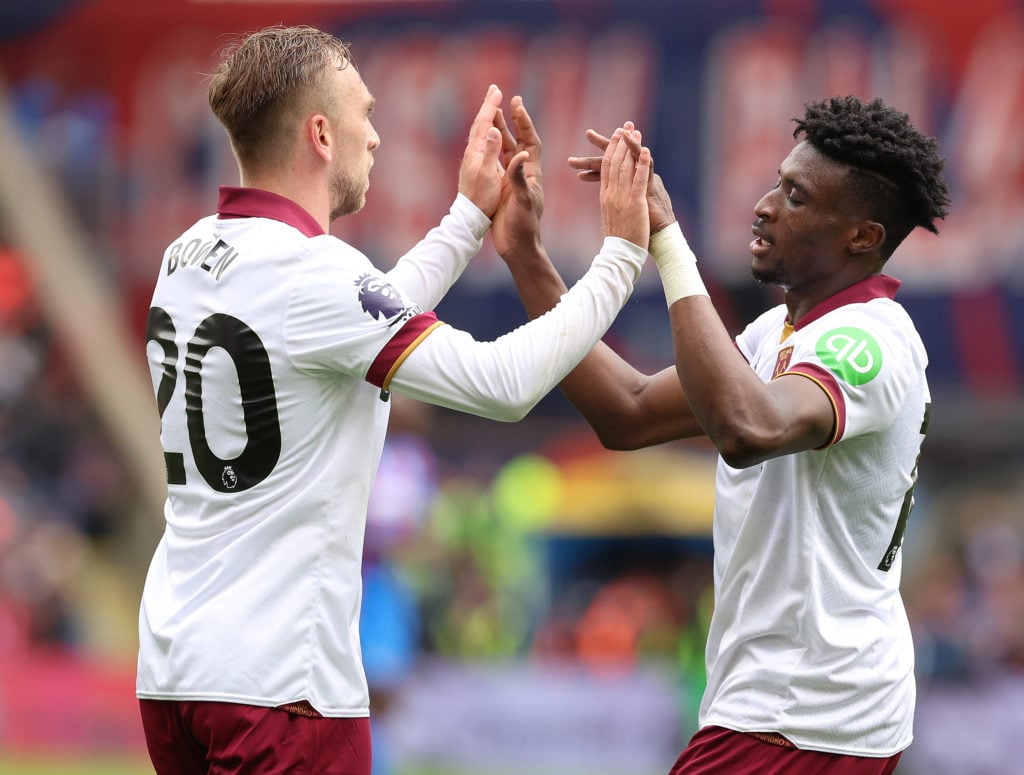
[356,273,404,320]
[815,327,883,385]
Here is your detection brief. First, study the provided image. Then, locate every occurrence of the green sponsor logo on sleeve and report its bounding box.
[815,327,883,385]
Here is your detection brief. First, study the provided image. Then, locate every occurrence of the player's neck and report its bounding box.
[239,168,331,233]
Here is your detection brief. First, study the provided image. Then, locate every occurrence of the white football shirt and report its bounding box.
[137,187,646,716]
[700,275,930,756]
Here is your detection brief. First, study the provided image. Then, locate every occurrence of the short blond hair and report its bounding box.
[208,25,353,170]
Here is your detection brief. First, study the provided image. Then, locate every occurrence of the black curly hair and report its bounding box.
[794,95,951,260]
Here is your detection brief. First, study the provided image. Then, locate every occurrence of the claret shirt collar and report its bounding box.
[791,274,901,330]
[217,186,324,238]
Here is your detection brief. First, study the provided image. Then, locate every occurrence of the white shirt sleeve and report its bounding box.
[387,236,648,421]
[284,238,429,377]
[786,304,925,441]
[384,194,490,311]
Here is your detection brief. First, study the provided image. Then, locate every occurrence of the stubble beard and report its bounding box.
[329,168,368,222]
[751,263,779,286]
[750,259,791,290]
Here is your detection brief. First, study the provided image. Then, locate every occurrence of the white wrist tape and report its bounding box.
[649,222,708,307]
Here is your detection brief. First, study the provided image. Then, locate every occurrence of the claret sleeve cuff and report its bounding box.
[365,312,444,391]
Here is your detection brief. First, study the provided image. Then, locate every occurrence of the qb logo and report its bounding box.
[815,327,882,385]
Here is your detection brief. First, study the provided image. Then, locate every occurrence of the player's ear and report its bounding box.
[308,114,332,162]
[848,220,885,255]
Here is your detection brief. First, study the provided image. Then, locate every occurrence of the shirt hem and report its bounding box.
[135,691,370,719]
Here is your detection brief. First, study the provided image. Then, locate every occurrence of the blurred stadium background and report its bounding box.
[1,0,1023,773]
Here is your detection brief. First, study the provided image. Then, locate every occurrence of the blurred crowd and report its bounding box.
[0,244,133,656]
[905,472,1024,685]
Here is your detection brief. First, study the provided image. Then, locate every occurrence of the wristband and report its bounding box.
[649,222,709,307]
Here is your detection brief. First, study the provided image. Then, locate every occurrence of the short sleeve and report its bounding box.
[784,303,925,444]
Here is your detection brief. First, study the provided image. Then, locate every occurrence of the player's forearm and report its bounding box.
[502,241,701,448]
[560,355,705,450]
[651,219,770,458]
[390,237,646,422]
[667,297,778,467]
[386,194,489,310]
[501,239,570,320]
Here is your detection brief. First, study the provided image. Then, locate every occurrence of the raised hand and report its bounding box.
[600,127,651,249]
[569,124,676,234]
[491,95,543,259]
[458,84,508,218]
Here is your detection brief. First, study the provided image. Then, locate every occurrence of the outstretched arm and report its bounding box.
[386,126,652,423]
[494,102,704,449]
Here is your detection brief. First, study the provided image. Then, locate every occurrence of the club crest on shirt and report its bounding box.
[356,274,405,320]
[772,346,794,380]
